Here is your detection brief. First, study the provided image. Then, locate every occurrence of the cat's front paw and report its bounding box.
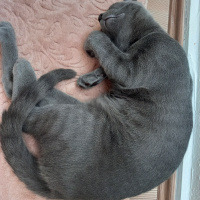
[0,21,16,43]
[84,31,107,58]
[77,67,107,89]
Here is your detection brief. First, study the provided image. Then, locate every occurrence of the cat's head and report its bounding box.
[98,0,158,50]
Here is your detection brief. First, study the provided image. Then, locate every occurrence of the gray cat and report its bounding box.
[0,0,193,200]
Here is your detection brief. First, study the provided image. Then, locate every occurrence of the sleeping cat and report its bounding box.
[0,0,192,200]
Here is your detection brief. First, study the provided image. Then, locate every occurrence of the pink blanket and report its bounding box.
[0,1,154,200]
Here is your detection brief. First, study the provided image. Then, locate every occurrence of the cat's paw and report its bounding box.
[84,31,106,57]
[77,67,107,89]
[77,74,101,89]
[0,21,16,43]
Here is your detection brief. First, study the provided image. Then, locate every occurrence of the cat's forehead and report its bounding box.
[108,2,125,10]
[108,1,142,10]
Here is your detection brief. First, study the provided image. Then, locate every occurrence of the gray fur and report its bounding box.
[0,1,192,200]
[0,58,76,199]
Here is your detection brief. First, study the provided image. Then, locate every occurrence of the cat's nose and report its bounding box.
[98,13,103,22]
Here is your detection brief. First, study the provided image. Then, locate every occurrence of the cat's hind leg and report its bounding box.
[12,57,79,106]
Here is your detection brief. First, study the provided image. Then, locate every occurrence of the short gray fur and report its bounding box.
[0,1,193,200]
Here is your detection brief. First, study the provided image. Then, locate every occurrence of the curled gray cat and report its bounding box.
[0,0,193,200]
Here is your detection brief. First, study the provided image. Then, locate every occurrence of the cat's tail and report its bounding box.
[0,67,76,198]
